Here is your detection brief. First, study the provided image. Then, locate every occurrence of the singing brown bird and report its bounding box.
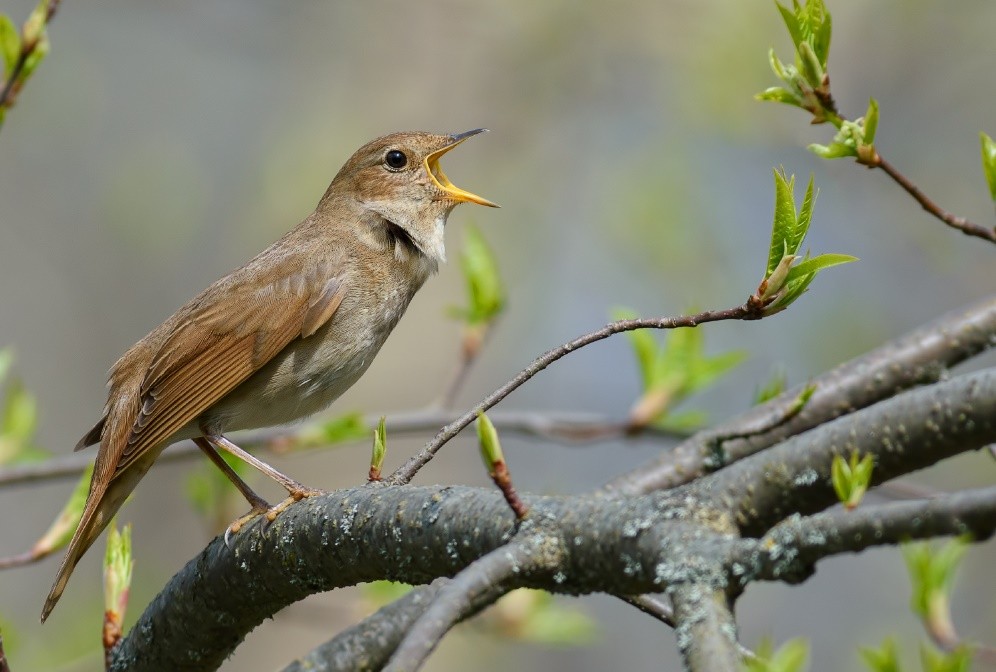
[41,129,497,622]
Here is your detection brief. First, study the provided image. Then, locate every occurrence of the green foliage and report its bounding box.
[451,224,505,326]
[361,580,413,606]
[755,369,788,405]
[489,589,596,645]
[103,523,133,620]
[369,416,386,480]
[32,462,93,557]
[861,639,902,672]
[744,637,809,672]
[760,170,856,316]
[0,14,19,79]
[920,644,973,672]
[830,451,874,510]
[902,537,969,625]
[0,348,47,464]
[185,450,251,518]
[979,132,996,202]
[476,411,504,473]
[810,98,880,164]
[295,411,369,449]
[614,308,746,429]
[756,0,837,124]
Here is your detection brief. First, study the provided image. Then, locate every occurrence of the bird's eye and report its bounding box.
[384,149,408,170]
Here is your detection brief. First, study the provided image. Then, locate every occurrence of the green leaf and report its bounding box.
[477,411,504,474]
[775,2,805,53]
[296,411,369,449]
[0,14,18,80]
[613,308,658,390]
[756,86,802,107]
[18,31,47,81]
[744,636,810,672]
[369,416,386,479]
[1,379,36,442]
[920,643,973,672]
[783,253,857,284]
[455,224,505,325]
[808,141,856,159]
[31,462,94,557]
[361,580,413,607]
[104,523,133,620]
[492,589,596,645]
[902,538,970,620]
[859,638,902,672]
[795,175,816,241]
[769,169,798,274]
[653,408,708,432]
[863,98,880,145]
[980,132,996,202]
[754,369,787,405]
[185,450,250,517]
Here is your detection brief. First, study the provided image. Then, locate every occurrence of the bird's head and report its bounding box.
[323,129,498,265]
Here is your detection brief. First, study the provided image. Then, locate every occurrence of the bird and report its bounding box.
[41,129,497,622]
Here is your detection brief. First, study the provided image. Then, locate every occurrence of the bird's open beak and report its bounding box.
[425,128,499,208]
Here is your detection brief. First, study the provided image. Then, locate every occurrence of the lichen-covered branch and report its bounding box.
[606,295,996,495]
[280,582,446,672]
[671,586,742,672]
[701,368,996,534]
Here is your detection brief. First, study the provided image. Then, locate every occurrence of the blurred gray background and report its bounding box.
[1,1,994,669]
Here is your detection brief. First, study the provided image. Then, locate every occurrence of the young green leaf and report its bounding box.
[920,643,973,672]
[863,98,880,146]
[744,636,810,672]
[476,411,504,475]
[30,462,94,558]
[0,14,19,79]
[295,411,368,449]
[613,308,659,390]
[454,224,505,325]
[784,253,858,284]
[103,523,133,621]
[859,638,902,672]
[754,369,787,405]
[830,452,874,510]
[491,589,596,645]
[768,170,799,274]
[369,416,386,481]
[903,538,969,619]
[980,131,996,202]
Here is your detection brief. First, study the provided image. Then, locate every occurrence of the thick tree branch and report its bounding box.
[671,586,742,672]
[383,542,554,672]
[107,485,742,671]
[702,368,996,535]
[280,582,446,672]
[606,295,996,495]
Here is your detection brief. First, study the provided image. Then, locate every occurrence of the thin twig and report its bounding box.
[388,301,764,485]
[0,408,666,489]
[873,155,996,243]
[605,295,996,495]
[0,0,61,113]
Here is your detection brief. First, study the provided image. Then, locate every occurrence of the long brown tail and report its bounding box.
[41,459,147,622]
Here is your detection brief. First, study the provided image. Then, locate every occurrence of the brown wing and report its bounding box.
[92,269,347,483]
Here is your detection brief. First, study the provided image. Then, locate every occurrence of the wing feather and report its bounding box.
[102,270,347,478]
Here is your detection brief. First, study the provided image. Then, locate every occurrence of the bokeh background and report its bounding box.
[1,1,994,669]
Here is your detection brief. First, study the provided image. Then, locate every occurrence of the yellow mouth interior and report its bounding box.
[425,141,498,208]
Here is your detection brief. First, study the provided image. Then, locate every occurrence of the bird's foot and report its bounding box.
[264,486,326,522]
[224,501,272,547]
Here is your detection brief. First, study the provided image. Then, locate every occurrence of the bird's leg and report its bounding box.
[193,437,274,544]
[200,432,325,525]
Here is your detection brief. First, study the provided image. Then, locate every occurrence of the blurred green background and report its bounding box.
[1,1,994,669]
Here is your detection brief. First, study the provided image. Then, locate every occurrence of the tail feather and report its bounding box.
[41,453,152,623]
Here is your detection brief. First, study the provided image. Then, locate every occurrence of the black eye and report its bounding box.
[384,149,408,170]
